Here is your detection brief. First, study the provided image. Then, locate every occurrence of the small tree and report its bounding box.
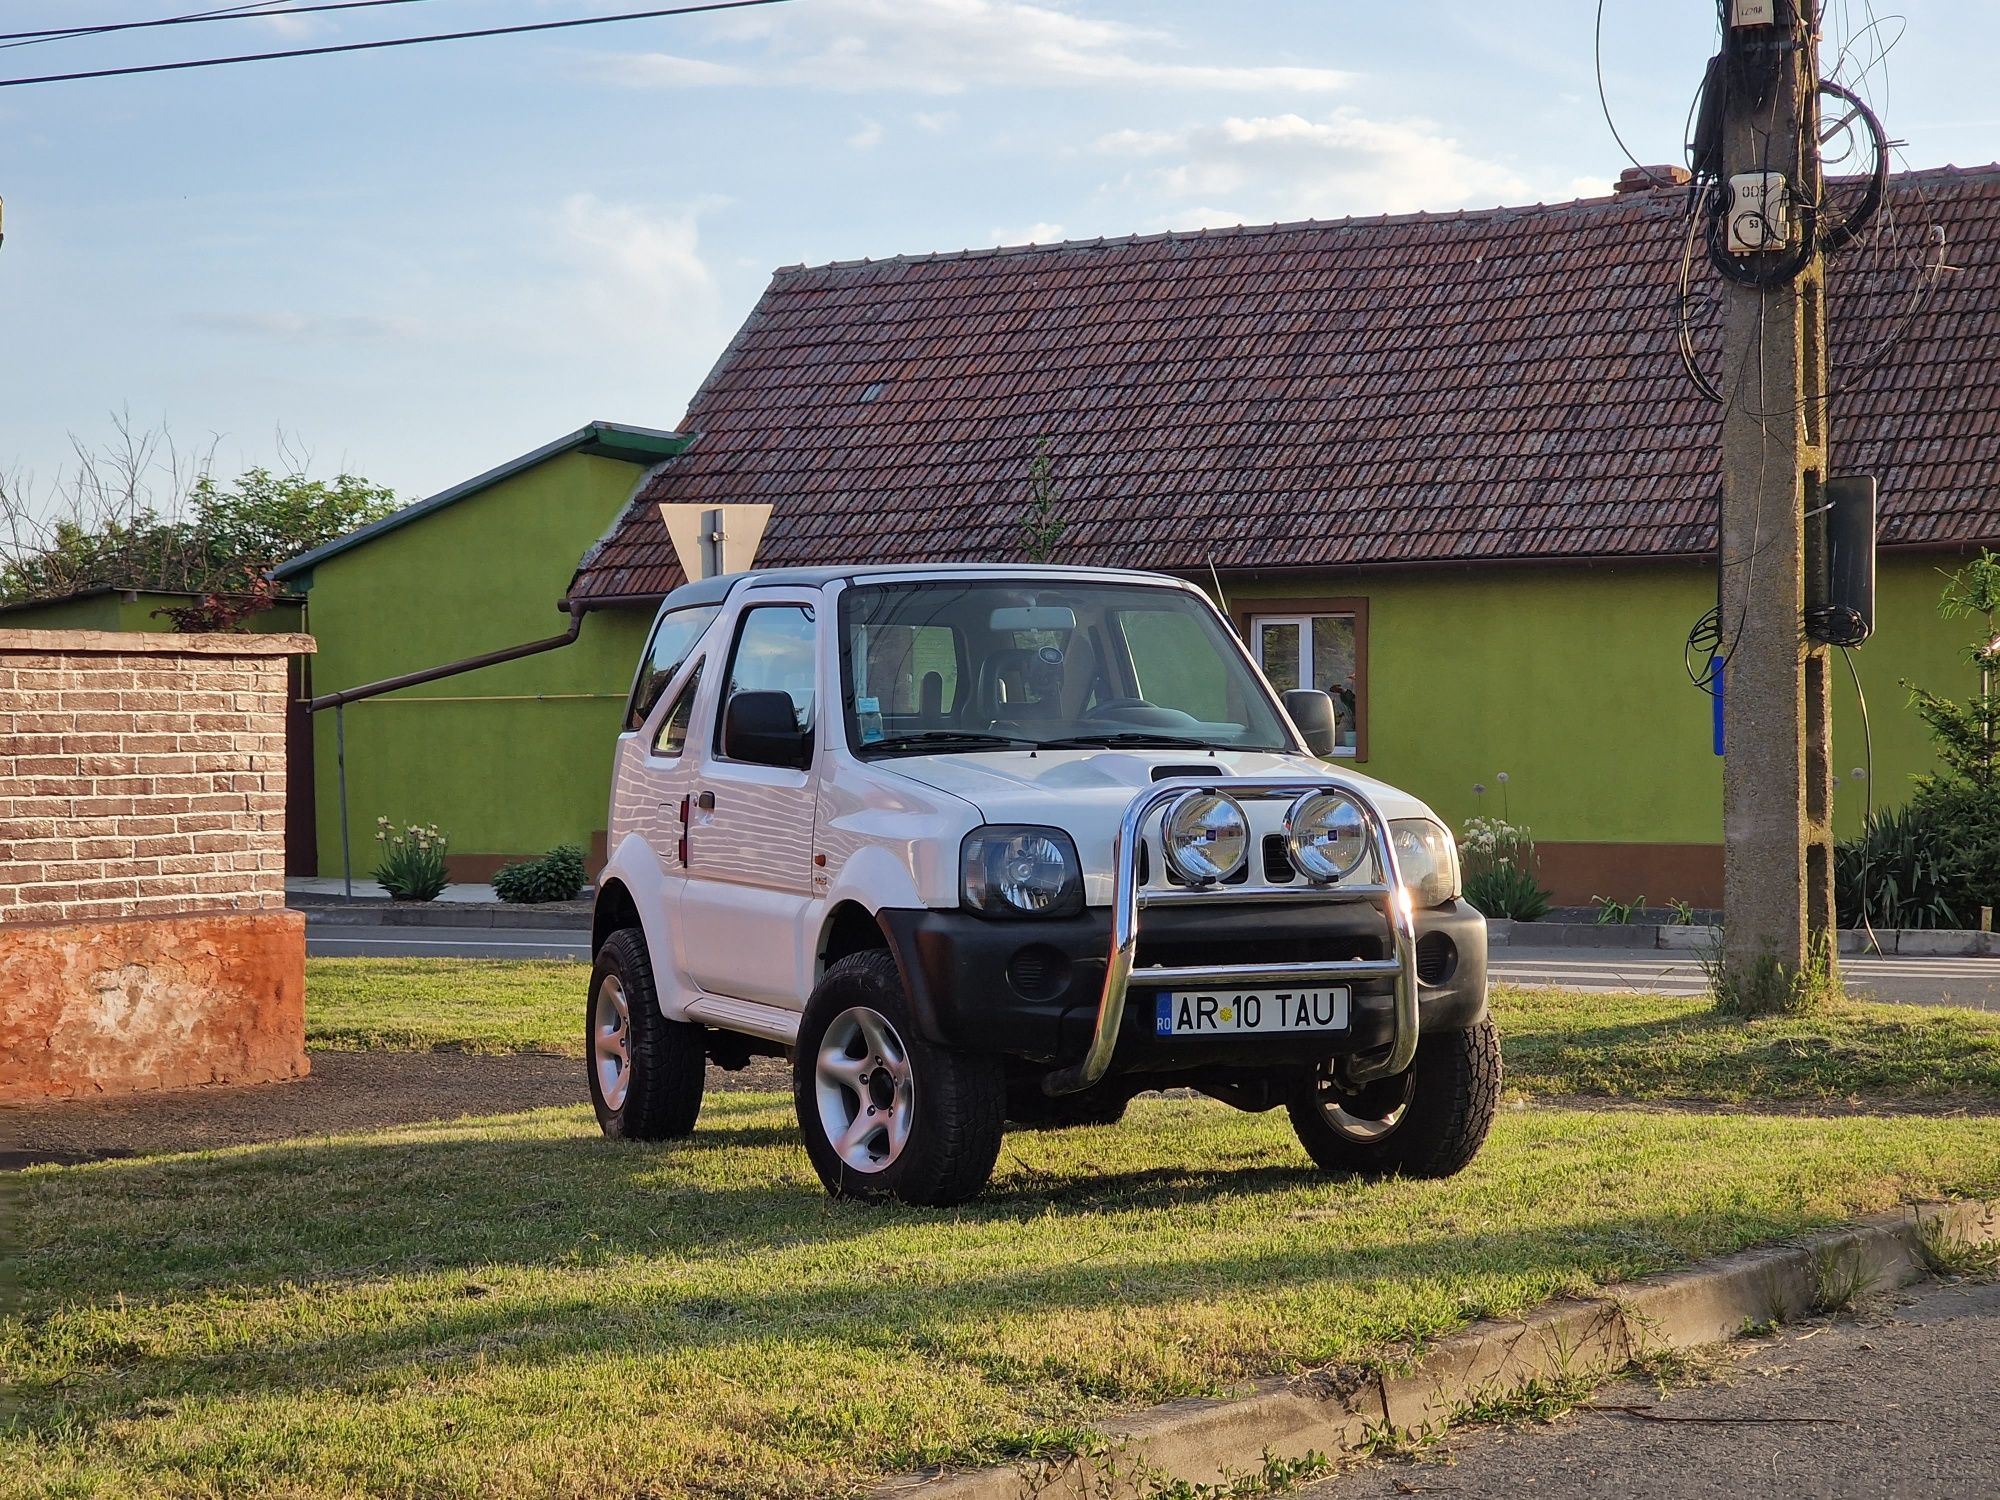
[1903,549,2000,924]
[1,417,396,606]
[1020,437,1066,563]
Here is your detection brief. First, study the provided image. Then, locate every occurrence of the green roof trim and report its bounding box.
[273,421,686,581]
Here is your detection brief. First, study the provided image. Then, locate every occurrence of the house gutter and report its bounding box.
[308,603,590,901]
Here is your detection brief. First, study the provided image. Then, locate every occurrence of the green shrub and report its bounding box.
[1834,803,1966,930]
[371,818,449,902]
[1886,548,2000,928]
[493,844,588,904]
[1460,816,1553,922]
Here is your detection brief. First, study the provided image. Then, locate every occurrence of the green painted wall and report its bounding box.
[298,450,654,875]
[0,591,304,633]
[1230,553,1979,845]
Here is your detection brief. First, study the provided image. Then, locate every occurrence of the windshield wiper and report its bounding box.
[862,730,1042,755]
[1034,732,1229,750]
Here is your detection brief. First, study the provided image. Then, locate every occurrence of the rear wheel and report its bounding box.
[1288,1016,1500,1178]
[589,928,706,1140]
[794,950,1005,1206]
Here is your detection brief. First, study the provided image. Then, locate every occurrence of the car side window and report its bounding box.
[651,662,704,758]
[626,605,720,731]
[719,604,817,749]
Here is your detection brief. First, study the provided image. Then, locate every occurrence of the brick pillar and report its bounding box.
[0,630,317,1101]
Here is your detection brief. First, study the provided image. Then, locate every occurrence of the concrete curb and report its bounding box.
[291,903,590,931]
[1488,922,1998,957]
[874,1199,1998,1500]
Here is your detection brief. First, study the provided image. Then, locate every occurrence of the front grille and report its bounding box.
[1261,834,1294,883]
[1134,904,1383,973]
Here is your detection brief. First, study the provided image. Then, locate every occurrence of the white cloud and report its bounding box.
[597,0,1350,96]
[913,110,959,132]
[184,310,425,341]
[591,52,751,88]
[991,221,1065,244]
[1094,109,1533,225]
[847,119,886,148]
[546,194,720,349]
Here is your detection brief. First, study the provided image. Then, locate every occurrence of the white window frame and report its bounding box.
[1249,610,1362,759]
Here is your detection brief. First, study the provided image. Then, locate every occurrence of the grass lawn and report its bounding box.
[1497,986,2000,1106]
[7,1097,1999,1499]
[306,958,584,1053]
[305,959,2000,1108]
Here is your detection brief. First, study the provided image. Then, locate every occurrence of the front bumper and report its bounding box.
[880,896,1488,1073]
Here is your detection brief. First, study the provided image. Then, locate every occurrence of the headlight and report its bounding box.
[1390,818,1460,908]
[1283,790,1369,882]
[1160,790,1249,885]
[961,825,1083,917]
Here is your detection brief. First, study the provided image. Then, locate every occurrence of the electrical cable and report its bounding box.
[0,0,795,88]
[0,0,443,45]
[1594,0,1657,180]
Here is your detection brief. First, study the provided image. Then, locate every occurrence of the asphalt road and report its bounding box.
[306,920,2000,1009]
[1492,947,2000,1010]
[305,924,591,960]
[1304,1275,2000,1500]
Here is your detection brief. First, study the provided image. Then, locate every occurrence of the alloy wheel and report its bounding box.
[813,1005,915,1172]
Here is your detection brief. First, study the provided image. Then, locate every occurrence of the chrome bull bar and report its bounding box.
[1042,775,1420,1097]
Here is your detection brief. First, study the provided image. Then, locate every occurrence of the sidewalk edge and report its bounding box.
[873,1198,1998,1500]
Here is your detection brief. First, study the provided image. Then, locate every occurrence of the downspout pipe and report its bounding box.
[308,604,586,712]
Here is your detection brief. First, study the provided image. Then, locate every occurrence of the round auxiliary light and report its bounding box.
[1161,789,1249,885]
[1284,790,1370,883]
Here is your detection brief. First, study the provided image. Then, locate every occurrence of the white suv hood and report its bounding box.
[883,748,1441,903]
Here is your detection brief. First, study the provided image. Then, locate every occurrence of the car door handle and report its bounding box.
[695,790,716,811]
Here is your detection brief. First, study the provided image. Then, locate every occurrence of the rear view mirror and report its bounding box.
[989,605,1076,632]
[723,690,811,769]
[1283,689,1339,759]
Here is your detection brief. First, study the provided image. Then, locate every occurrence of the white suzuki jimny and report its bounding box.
[590,565,1495,1205]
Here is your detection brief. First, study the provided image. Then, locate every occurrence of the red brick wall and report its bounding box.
[0,630,317,1101]
[0,631,307,923]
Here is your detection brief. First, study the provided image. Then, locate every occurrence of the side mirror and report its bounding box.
[722,690,811,769]
[1283,689,1339,759]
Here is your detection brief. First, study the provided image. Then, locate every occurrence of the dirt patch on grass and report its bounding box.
[1,1052,790,1168]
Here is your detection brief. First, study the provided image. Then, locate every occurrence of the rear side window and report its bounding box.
[652,663,704,758]
[627,605,720,730]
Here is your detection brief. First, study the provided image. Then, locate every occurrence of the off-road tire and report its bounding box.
[1287,1015,1500,1178]
[589,928,706,1140]
[793,950,1005,1206]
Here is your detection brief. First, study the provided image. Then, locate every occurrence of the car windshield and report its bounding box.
[839,579,1294,756]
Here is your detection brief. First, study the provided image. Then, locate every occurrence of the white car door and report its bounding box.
[678,589,823,1007]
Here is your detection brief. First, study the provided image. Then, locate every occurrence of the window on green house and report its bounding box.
[1250,607,1364,756]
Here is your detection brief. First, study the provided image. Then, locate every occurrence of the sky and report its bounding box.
[4,0,1998,513]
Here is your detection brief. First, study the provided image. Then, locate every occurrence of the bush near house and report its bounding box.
[1839,549,2000,929]
[492,844,588,904]
[1460,817,1553,922]
[370,819,449,902]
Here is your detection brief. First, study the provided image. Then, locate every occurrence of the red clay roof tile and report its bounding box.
[570,167,2000,604]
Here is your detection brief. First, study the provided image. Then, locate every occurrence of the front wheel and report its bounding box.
[794,950,1005,1206]
[1287,1016,1500,1179]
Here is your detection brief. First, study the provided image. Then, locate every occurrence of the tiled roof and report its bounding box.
[569,166,2000,605]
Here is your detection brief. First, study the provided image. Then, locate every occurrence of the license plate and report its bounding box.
[1154,988,1350,1037]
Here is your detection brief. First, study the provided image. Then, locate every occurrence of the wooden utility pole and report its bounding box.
[1715,0,1837,1008]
